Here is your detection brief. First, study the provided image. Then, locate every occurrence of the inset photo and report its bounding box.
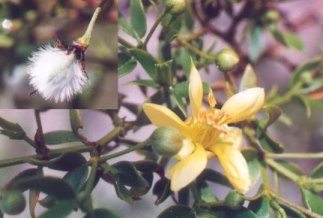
[0,0,117,109]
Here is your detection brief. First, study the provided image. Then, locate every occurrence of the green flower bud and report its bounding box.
[1,190,26,215]
[215,48,239,72]
[224,190,244,209]
[165,0,187,15]
[149,127,183,157]
[264,10,280,24]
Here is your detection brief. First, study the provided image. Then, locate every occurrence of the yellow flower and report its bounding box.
[143,61,264,193]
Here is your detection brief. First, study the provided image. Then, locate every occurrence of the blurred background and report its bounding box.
[0,0,117,109]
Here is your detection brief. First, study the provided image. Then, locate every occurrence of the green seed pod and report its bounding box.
[165,0,187,15]
[224,190,244,209]
[1,190,26,215]
[215,48,239,72]
[149,127,183,157]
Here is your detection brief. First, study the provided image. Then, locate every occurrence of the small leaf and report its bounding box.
[301,188,323,215]
[0,117,24,132]
[128,79,159,87]
[174,81,210,98]
[311,162,323,179]
[118,11,138,39]
[239,64,258,91]
[290,57,323,87]
[170,87,187,117]
[249,196,270,218]
[258,105,282,129]
[39,201,74,218]
[247,24,266,62]
[200,169,232,188]
[63,164,88,191]
[196,181,217,203]
[112,161,149,188]
[13,177,76,200]
[294,95,311,117]
[157,205,195,218]
[130,0,147,38]
[47,152,86,171]
[153,178,171,205]
[255,122,284,153]
[118,52,137,77]
[84,208,121,218]
[242,149,261,187]
[69,110,83,133]
[6,168,43,190]
[43,131,80,145]
[272,30,304,51]
[129,48,158,79]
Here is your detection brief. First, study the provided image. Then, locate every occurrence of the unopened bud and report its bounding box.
[149,127,183,157]
[215,48,239,72]
[165,0,187,15]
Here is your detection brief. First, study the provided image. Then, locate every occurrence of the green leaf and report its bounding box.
[153,178,171,205]
[129,48,158,79]
[0,117,25,140]
[301,188,323,215]
[39,201,74,218]
[200,169,232,188]
[112,161,149,188]
[249,196,270,218]
[258,105,282,129]
[130,0,146,38]
[0,117,24,132]
[157,205,195,218]
[242,149,261,187]
[6,168,43,190]
[84,208,121,218]
[118,11,138,39]
[174,81,210,98]
[239,64,258,91]
[43,131,80,145]
[311,162,323,179]
[47,152,86,171]
[13,177,76,200]
[128,79,159,87]
[118,52,137,77]
[255,122,284,153]
[69,109,83,133]
[294,95,311,117]
[247,24,266,62]
[290,56,323,87]
[196,181,217,203]
[272,30,304,51]
[170,87,187,117]
[63,164,88,191]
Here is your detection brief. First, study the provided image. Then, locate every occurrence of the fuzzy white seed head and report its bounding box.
[27,44,88,102]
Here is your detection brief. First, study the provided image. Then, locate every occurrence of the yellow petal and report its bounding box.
[189,59,203,117]
[211,144,251,193]
[143,103,188,135]
[221,87,265,124]
[175,139,195,160]
[168,144,207,192]
[216,127,242,150]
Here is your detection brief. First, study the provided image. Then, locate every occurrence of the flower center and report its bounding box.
[186,108,228,148]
